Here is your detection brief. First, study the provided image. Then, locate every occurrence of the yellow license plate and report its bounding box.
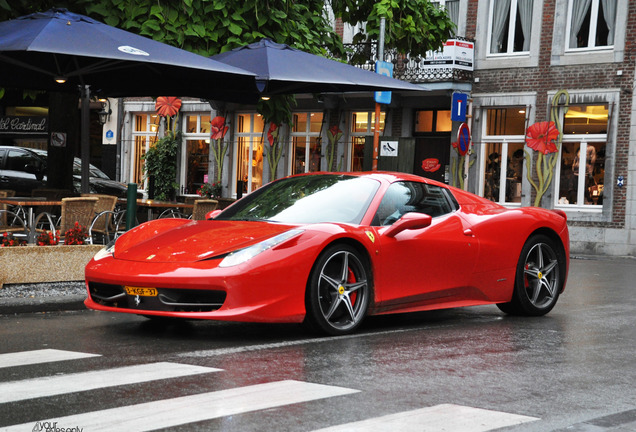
[125,286,158,297]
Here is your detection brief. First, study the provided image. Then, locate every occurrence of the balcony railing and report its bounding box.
[343,37,474,84]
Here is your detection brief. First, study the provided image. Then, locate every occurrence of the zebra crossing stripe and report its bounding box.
[0,349,100,369]
[311,404,539,432]
[0,362,220,404]
[2,380,359,432]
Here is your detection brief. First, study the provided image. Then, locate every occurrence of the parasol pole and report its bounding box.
[80,84,90,194]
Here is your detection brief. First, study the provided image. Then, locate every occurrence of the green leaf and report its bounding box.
[141,20,161,33]
[228,22,243,36]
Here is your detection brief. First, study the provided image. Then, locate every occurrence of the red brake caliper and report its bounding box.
[347,268,357,305]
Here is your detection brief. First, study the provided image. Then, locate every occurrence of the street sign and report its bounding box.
[374,61,393,104]
[457,122,470,156]
[451,92,468,122]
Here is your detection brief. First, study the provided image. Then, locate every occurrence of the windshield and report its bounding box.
[217,175,380,224]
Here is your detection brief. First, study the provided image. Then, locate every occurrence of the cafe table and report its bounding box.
[117,198,194,222]
[0,196,62,243]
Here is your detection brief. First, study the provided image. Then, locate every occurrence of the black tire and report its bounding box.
[497,234,564,316]
[304,244,371,335]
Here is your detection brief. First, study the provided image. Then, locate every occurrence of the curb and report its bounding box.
[0,295,87,315]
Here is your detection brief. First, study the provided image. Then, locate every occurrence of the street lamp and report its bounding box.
[97,98,111,126]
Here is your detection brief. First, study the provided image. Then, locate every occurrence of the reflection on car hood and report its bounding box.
[115,220,296,263]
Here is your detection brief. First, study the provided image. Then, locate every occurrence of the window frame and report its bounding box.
[554,135,606,211]
[233,112,265,196]
[550,0,627,66]
[180,112,211,196]
[478,106,528,207]
[348,111,385,171]
[289,111,324,175]
[486,0,534,57]
[130,113,159,191]
[564,0,616,52]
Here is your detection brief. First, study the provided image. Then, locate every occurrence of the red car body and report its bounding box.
[85,172,569,334]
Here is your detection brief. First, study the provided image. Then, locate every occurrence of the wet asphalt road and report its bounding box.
[0,257,635,431]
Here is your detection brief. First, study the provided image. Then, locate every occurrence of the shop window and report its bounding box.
[481,106,527,205]
[483,142,525,203]
[291,112,323,175]
[566,0,616,50]
[131,113,159,189]
[182,114,211,195]
[557,141,605,206]
[414,110,452,133]
[554,103,607,207]
[488,0,534,54]
[350,111,385,171]
[236,113,264,194]
[486,107,526,135]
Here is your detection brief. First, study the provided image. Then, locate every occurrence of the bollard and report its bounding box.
[236,180,243,200]
[126,183,138,230]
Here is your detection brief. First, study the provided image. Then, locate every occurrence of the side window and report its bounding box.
[6,149,31,171]
[373,181,454,226]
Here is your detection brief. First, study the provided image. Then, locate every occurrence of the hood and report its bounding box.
[115,220,297,263]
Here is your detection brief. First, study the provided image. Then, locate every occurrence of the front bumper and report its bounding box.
[84,254,312,323]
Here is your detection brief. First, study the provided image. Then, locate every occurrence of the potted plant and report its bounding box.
[143,97,182,201]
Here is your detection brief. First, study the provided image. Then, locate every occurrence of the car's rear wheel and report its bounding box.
[305,244,371,335]
[497,234,563,316]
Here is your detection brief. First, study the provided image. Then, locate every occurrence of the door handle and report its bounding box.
[463,228,474,237]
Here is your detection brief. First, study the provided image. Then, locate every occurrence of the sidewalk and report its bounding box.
[0,281,86,315]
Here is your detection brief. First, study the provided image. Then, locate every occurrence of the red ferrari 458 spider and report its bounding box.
[85,172,569,335]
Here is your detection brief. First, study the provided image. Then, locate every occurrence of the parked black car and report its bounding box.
[0,146,128,197]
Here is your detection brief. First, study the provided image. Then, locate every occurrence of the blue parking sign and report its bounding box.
[375,61,393,105]
[451,92,468,122]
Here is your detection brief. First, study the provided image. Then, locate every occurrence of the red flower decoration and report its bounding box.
[526,121,559,155]
[328,125,342,137]
[267,123,279,147]
[155,97,182,117]
[210,116,229,140]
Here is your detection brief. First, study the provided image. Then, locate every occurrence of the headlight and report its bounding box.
[219,229,303,268]
[93,239,116,261]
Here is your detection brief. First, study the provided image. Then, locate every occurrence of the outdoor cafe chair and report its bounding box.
[37,197,98,244]
[0,190,28,239]
[32,188,74,216]
[191,199,218,220]
[83,194,119,245]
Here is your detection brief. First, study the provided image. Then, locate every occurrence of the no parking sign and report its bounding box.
[457,123,470,156]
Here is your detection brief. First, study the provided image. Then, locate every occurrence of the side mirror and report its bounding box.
[382,212,432,238]
[206,209,222,219]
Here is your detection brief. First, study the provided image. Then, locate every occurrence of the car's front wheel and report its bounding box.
[497,234,564,316]
[305,244,371,335]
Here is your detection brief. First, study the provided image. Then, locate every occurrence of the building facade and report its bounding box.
[467,0,635,255]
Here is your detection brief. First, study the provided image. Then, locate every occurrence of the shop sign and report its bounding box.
[423,39,474,72]
[380,140,398,157]
[0,116,48,135]
[422,158,441,172]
